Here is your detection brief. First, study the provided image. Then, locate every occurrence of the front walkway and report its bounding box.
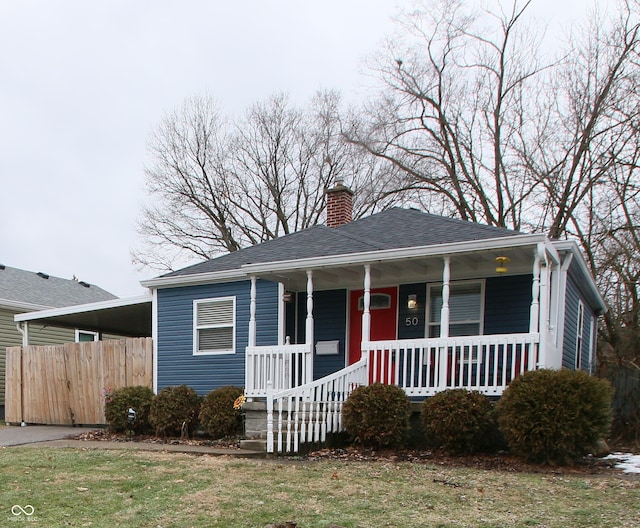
[0,425,97,447]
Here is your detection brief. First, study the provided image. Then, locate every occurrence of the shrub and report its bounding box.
[104,385,155,434]
[421,389,499,454]
[199,386,245,439]
[498,369,613,465]
[342,383,411,448]
[149,385,201,438]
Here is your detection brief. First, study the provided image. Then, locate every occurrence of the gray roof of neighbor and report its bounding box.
[0,265,117,309]
[162,207,519,278]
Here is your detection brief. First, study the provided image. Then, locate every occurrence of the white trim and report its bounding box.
[141,234,548,289]
[14,294,152,323]
[75,329,99,342]
[551,240,607,314]
[575,300,585,370]
[588,314,595,374]
[152,288,158,393]
[193,296,236,355]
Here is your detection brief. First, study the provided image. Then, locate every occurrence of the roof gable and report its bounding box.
[161,208,520,279]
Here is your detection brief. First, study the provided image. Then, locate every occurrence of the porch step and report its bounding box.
[240,438,267,452]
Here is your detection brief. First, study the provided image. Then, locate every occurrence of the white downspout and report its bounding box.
[16,321,29,346]
[537,243,551,369]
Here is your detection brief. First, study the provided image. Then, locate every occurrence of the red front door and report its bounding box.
[348,286,398,365]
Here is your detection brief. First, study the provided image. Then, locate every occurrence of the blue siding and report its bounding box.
[484,275,532,335]
[398,283,427,339]
[563,278,580,370]
[294,290,347,379]
[157,279,278,394]
[563,274,597,371]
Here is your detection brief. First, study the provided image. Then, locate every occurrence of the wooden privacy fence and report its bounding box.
[5,338,153,425]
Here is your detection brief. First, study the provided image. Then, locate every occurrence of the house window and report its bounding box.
[357,293,391,311]
[194,297,236,355]
[427,281,484,338]
[76,330,99,342]
[575,301,584,370]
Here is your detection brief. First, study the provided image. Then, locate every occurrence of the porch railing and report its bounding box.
[365,333,540,396]
[245,343,312,397]
[266,358,368,453]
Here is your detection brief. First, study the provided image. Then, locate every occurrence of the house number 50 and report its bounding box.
[405,317,419,326]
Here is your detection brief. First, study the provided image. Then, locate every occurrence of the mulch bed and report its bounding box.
[73,430,636,476]
[74,429,243,449]
[305,446,627,476]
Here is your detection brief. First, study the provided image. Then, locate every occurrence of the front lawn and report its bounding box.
[0,447,638,527]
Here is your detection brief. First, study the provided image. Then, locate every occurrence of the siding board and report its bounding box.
[156,280,278,394]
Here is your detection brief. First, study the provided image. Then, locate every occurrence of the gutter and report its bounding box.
[143,233,548,289]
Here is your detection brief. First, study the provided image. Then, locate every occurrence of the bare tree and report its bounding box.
[133,91,397,271]
[347,0,551,230]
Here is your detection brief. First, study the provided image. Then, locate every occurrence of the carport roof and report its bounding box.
[14,295,152,337]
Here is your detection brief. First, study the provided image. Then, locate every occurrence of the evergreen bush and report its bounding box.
[421,389,499,454]
[498,369,613,465]
[199,386,245,439]
[104,385,155,434]
[342,383,411,448]
[149,385,201,438]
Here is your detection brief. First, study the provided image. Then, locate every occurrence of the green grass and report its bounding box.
[0,447,638,527]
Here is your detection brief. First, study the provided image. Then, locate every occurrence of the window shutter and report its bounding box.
[195,297,235,354]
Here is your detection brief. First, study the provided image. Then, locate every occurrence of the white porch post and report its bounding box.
[538,244,550,368]
[249,276,257,348]
[277,282,285,346]
[305,270,314,383]
[529,251,541,335]
[440,257,451,338]
[438,257,451,388]
[362,264,371,347]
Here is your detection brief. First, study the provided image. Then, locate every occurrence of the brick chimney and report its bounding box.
[325,177,354,228]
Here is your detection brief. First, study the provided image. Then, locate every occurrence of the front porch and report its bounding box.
[242,238,561,453]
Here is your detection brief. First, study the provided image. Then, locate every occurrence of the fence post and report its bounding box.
[266,380,274,453]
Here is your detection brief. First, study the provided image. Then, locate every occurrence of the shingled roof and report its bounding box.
[162,208,519,278]
[0,265,117,309]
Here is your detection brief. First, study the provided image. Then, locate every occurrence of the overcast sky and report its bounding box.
[0,0,613,298]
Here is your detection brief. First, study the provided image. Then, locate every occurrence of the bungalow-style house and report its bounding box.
[14,183,606,452]
[0,265,116,418]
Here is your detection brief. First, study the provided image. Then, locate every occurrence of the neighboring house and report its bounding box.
[0,265,116,417]
[16,182,606,452]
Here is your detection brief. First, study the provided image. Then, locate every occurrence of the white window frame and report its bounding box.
[575,300,584,370]
[426,279,485,339]
[193,296,236,355]
[75,329,99,342]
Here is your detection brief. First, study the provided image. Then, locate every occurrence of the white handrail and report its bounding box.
[267,358,367,453]
[246,343,312,397]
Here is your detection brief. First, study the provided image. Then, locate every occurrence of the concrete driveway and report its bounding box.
[0,425,97,447]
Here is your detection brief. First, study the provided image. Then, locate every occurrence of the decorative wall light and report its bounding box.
[495,256,510,274]
[282,291,294,303]
[407,294,418,309]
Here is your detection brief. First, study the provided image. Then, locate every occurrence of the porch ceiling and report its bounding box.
[256,245,538,292]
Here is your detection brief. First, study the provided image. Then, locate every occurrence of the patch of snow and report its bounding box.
[603,453,640,474]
